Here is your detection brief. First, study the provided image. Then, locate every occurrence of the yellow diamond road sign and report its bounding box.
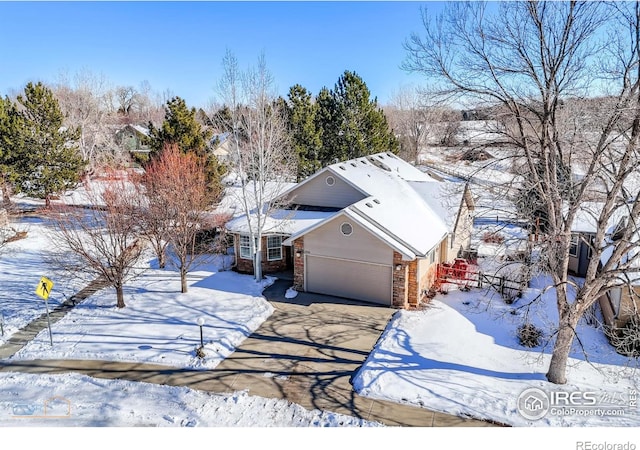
[35,276,54,300]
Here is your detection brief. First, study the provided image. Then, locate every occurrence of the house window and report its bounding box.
[569,234,579,257]
[267,236,283,261]
[429,249,436,264]
[326,176,335,186]
[239,235,253,260]
[340,222,353,236]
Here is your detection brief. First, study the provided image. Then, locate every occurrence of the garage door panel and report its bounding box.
[306,256,392,305]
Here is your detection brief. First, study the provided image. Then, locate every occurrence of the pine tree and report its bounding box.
[0,96,23,207]
[147,96,212,156]
[16,82,85,207]
[286,84,322,180]
[315,71,398,167]
[147,96,224,204]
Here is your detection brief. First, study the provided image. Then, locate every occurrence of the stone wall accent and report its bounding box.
[392,251,409,308]
[293,238,305,291]
[233,234,289,275]
[407,259,419,307]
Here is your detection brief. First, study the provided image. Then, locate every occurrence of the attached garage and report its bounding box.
[305,255,393,305]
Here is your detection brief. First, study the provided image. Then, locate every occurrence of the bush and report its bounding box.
[482,231,504,244]
[606,317,640,358]
[517,323,543,347]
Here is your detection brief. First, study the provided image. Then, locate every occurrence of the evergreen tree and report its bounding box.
[0,96,23,207]
[286,85,322,180]
[147,96,225,204]
[316,71,398,167]
[16,82,85,207]
[147,96,212,156]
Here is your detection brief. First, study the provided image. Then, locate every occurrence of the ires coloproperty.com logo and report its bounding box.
[517,387,636,420]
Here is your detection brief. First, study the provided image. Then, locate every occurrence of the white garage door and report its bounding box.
[305,255,392,305]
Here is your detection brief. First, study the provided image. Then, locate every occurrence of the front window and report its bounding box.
[569,234,579,257]
[267,235,283,261]
[239,235,252,260]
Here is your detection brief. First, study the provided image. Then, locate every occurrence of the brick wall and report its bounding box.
[293,238,304,291]
[233,234,289,275]
[392,252,409,308]
[407,259,419,307]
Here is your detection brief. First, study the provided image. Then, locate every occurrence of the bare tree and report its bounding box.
[404,1,640,384]
[53,70,127,171]
[49,175,145,308]
[141,144,212,293]
[216,51,295,281]
[385,84,462,163]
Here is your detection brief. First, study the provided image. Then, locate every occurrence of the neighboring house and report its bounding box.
[598,232,640,332]
[599,281,639,330]
[566,203,640,331]
[115,124,151,156]
[226,152,475,308]
[211,132,231,163]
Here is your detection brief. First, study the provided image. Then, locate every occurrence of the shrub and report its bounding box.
[482,231,504,244]
[606,317,640,358]
[517,323,543,347]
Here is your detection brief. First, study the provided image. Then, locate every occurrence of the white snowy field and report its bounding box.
[353,278,640,427]
[0,371,381,427]
[0,215,82,345]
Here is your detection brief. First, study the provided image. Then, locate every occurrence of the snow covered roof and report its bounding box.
[132,125,149,136]
[281,153,462,259]
[226,209,338,236]
[571,202,630,233]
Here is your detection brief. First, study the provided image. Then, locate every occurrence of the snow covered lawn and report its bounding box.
[353,278,640,426]
[7,256,275,370]
[0,371,381,427]
[0,215,80,346]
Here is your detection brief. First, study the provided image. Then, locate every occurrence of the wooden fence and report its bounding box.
[437,263,526,302]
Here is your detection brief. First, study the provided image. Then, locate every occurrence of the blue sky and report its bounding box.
[0,1,443,108]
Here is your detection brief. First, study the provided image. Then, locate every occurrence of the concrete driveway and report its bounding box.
[211,278,496,426]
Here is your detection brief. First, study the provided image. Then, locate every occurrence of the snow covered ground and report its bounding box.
[0,214,81,346]
[353,278,640,427]
[8,254,274,370]
[0,371,380,427]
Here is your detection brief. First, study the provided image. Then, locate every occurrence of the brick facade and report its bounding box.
[233,234,289,275]
[293,238,304,291]
[392,252,409,308]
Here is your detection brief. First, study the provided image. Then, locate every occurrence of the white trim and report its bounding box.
[569,234,579,258]
[239,234,252,260]
[267,235,283,261]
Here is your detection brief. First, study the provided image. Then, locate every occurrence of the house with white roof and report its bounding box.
[226,152,475,308]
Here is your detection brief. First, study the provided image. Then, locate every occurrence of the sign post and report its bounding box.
[35,276,54,347]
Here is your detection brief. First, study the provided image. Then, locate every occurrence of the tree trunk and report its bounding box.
[181,269,188,293]
[254,249,263,282]
[116,283,126,308]
[546,313,579,384]
[1,181,12,209]
[156,244,166,269]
